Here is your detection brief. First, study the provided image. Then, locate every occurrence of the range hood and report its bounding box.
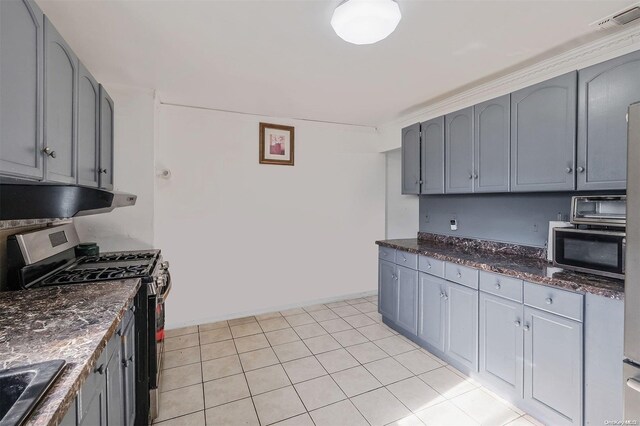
[0,183,137,220]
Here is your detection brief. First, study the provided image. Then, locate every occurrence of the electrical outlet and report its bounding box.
[450,219,458,231]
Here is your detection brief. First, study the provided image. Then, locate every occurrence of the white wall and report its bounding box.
[156,105,385,328]
[74,85,156,251]
[385,149,418,239]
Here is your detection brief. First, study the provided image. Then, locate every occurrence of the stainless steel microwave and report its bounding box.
[553,227,626,279]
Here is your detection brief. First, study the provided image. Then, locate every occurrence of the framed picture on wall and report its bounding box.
[259,122,295,166]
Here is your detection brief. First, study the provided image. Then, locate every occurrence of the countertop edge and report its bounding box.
[376,240,624,300]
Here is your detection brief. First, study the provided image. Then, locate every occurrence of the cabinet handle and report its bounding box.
[566,167,572,173]
[456,272,462,278]
[443,294,449,300]
[514,320,521,327]
[117,329,122,337]
[495,282,501,290]
[473,172,478,179]
[42,147,56,158]
[523,324,530,331]
[440,292,445,298]
[468,173,473,180]
[545,298,553,305]
[130,305,136,313]
[94,364,105,375]
[427,263,432,269]
[99,168,108,174]
[577,166,585,173]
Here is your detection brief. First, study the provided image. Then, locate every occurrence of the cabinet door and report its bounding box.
[59,398,77,426]
[0,0,44,179]
[44,17,78,184]
[123,319,136,426]
[479,292,523,399]
[445,107,474,193]
[106,342,124,426]
[511,72,577,192]
[577,50,640,190]
[420,116,445,194]
[99,85,114,190]
[79,378,106,426]
[418,273,446,352]
[474,95,510,192]
[396,265,418,335]
[77,62,99,187]
[445,281,478,371]
[379,260,397,321]
[401,123,421,194]
[524,307,583,426]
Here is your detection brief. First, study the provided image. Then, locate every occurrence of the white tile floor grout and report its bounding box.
[153,295,544,426]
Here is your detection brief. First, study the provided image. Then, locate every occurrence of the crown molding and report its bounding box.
[379,23,640,140]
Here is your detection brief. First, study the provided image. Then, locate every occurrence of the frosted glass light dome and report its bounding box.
[331,0,401,45]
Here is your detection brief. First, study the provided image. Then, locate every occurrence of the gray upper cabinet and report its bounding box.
[511,72,577,192]
[379,260,397,320]
[445,107,474,193]
[99,85,114,190]
[418,273,446,352]
[445,281,478,371]
[524,306,583,425]
[578,50,640,190]
[474,95,510,192]
[420,116,445,194]
[401,123,421,194]
[0,0,44,180]
[44,17,78,184]
[479,292,523,399]
[77,63,100,187]
[396,265,418,335]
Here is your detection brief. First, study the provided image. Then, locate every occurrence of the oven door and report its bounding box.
[553,228,626,279]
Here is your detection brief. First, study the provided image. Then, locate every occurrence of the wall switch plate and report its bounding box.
[450,219,458,231]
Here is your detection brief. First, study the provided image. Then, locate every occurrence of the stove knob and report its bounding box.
[161,261,170,270]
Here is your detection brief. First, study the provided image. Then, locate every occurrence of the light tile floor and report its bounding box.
[155,295,544,426]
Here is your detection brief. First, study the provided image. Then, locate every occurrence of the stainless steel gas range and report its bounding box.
[4,222,171,424]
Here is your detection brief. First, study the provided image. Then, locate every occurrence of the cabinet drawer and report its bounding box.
[445,263,479,289]
[80,348,107,419]
[524,282,584,322]
[379,246,396,262]
[396,250,418,269]
[418,255,444,277]
[479,271,523,302]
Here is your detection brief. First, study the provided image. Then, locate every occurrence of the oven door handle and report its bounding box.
[157,271,172,304]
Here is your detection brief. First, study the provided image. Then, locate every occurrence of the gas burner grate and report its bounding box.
[42,264,152,285]
[79,252,157,264]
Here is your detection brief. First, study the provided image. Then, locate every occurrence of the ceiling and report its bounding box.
[37,0,632,127]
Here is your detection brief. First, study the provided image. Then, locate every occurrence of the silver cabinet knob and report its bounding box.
[394,275,398,281]
[456,272,462,278]
[468,173,473,180]
[473,172,478,179]
[545,298,553,305]
[566,167,572,173]
[42,147,56,158]
[523,325,530,331]
[577,166,585,173]
[99,168,108,174]
[443,294,449,300]
[427,263,432,269]
[440,292,445,298]
[514,320,521,327]
[495,282,501,290]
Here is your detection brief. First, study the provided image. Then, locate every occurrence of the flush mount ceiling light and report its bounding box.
[331,0,402,45]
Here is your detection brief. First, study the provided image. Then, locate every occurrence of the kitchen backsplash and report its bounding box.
[419,193,576,248]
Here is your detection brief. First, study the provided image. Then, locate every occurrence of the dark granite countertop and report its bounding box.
[0,279,141,426]
[376,235,624,300]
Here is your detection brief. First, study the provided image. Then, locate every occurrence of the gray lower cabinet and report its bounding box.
[60,399,78,426]
[106,337,124,426]
[523,306,583,426]
[418,273,446,352]
[0,0,45,180]
[396,265,418,335]
[420,116,445,194]
[510,72,577,192]
[474,95,510,193]
[577,50,640,191]
[77,62,100,187]
[445,107,474,193]
[99,85,115,190]
[123,316,136,426]
[445,280,478,372]
[401,123,421,195]
[379,259,397,320]
[479,292,523,399]
[44,16,78,184]
[79,356,107,426]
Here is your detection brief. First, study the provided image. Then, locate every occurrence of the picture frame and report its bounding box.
[259,122,295,166]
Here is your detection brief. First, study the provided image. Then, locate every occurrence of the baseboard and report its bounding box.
[166,289,378,330]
